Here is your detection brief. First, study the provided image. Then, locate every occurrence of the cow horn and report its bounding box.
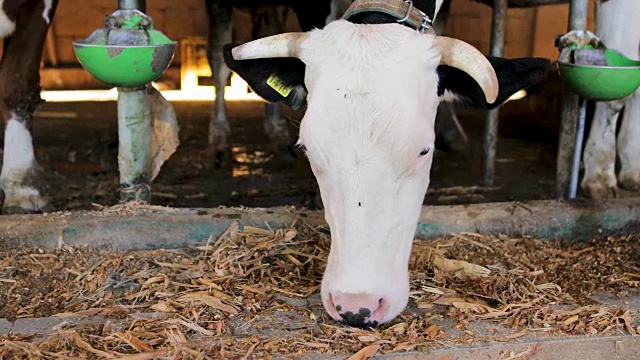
[435,37,499,104]
[231,32,308,60]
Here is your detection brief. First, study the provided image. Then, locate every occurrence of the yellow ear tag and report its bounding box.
[266,73,294,97]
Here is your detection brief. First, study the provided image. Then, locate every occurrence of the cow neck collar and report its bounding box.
[341,0,435,34]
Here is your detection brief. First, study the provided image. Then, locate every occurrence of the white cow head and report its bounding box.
[224,18,549,327]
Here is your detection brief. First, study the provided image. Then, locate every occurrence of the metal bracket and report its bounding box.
[419,15,433,33]
[396,0,413,23]
[395,0,432,33]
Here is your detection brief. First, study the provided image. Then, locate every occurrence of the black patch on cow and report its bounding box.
[437,57,552,110]
[2,0,21,22]
[223,43,307,110]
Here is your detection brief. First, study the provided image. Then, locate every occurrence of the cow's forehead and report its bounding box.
[298,21,440,171]
[300,20,439,69]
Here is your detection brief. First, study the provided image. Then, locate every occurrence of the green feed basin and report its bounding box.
[73,30,177,88]
[557,50,640,101]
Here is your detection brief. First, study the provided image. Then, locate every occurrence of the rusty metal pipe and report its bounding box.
[480,0,508,186]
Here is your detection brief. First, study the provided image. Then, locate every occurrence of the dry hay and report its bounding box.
[1,221,638,359]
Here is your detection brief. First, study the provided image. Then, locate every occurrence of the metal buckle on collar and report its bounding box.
[396,0,432,33]
[396,0,413,23]
[419,14,432,33]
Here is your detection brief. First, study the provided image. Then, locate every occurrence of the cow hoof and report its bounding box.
[207,119,232,169]
[1,186,47,214]
[206,136,233,171]
[580,181,619,200]
[207,147,233,170]
[618,172,640,191]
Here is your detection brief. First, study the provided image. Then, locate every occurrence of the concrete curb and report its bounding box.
[1,197,639,250]
[374,335,640,360]
[1,313,168,339]
[2,315,638,359]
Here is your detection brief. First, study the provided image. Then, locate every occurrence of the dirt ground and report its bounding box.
[0,93,578,213]
[0,225,638,357]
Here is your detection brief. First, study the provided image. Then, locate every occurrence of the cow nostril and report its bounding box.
[338,307,376,327]
[328,293,389,327]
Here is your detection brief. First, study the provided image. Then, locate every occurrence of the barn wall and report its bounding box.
[444,0,596,60]
[32,0,596,90]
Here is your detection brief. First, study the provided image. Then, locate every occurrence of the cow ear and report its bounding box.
[437,57,552,110]
[223,43,308,110]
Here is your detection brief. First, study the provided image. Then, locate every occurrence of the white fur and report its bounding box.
[582,0,640,198]
[295,20,441,325]
[0,1,16,39]
[0,117,45,211]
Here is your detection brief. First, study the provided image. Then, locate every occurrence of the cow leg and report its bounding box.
[205,0,233,169]
[581,100,623,199]
[263,102,294,157]
[0,0,58,213]
[613,1,640,191]
[252,7,293,158]
[582,0,640,199]
[617,88,640,190]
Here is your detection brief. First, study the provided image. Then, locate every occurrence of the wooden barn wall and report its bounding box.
[10,0,595,90]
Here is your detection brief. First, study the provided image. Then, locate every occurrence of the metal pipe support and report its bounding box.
[556,0,590,198]
[480,0,508,186]
[117,87,152,203]
[118,0,146,12]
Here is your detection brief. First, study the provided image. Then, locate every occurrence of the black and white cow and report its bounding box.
[224,0,550,327]
[0,0,58,213]
[0,0,177,213]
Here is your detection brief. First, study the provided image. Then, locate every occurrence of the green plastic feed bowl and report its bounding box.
[557,50,640,101]
[72,40,176,88]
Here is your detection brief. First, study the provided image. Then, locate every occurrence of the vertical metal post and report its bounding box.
[568,0,589,31]
[118,0,146,12]
[555,0,590,198]
[117,87,152,203]
[480,0,508,186]
[568,99,587,199]
[115,0,150,203]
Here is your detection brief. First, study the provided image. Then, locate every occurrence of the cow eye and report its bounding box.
[419,147,430,157]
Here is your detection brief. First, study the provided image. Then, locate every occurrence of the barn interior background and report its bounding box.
[0,0,605,212]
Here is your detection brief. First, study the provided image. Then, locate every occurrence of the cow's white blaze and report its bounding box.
[295,20,440,324]
[0,117,45,211]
